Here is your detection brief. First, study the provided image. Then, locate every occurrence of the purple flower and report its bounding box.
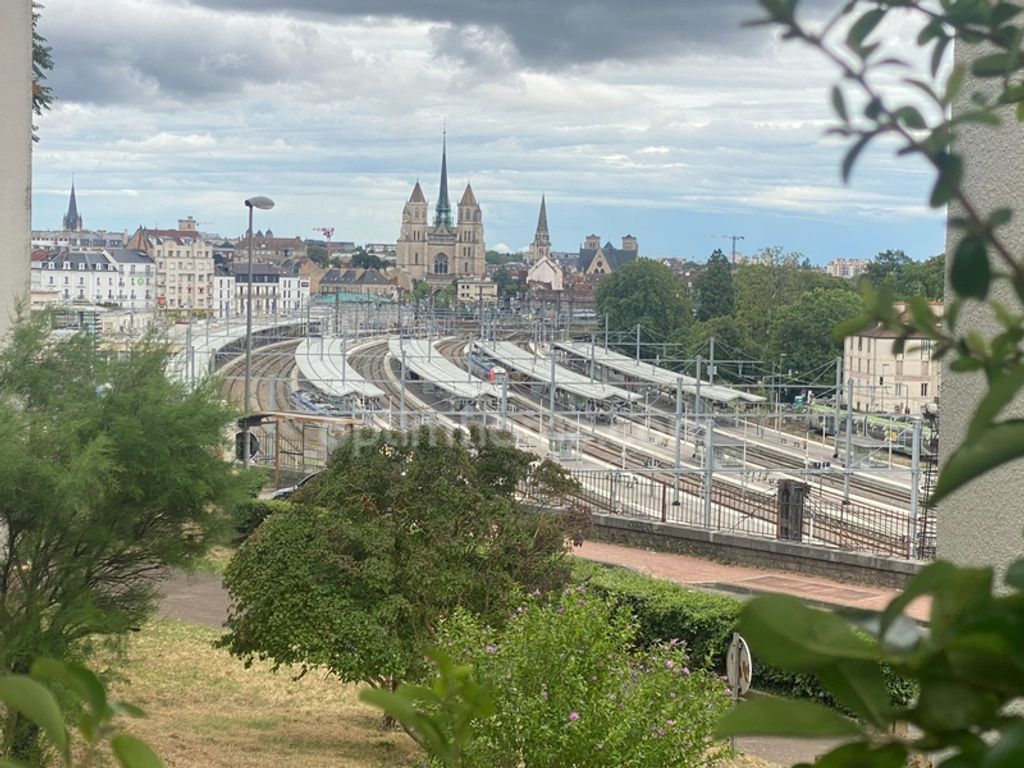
[665,659,674,669]
[682,666,690,676]
[485,644,497,654]
[569,711,580,721]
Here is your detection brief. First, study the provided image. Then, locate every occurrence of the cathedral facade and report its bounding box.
[395,136,485,282]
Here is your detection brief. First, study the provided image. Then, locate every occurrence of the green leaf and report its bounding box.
[985,721,1024,767]
[31,658,108,718]
[950,235,991,299]
[971,52,1014,78]
[811,741,908,768]
[894,106,927,129]
[739,595,879,671]
[944,64,967,105]
[931,35,951,78]
[930,152,964,207]
[1004,558,1024,591]
[847,8,886,52]
[360,688,450,759]
[842,134,873,183]
[831,85,850,123]
[967,365,1024,439]
[716,698,862,738]
[816,659,892,729]
[931,420,1024,503]
[880,561,956,635]
[0,758,36,768]
[110,733,164,768]
[0,676,69,760]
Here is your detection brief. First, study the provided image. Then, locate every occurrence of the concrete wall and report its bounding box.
[937,44,1024,568]
[590,514,922,588]
[0,0,32,340]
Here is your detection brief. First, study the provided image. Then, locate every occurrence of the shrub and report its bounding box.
[229,499,293,544]
[434,588,731,768]
[574,561,916,709]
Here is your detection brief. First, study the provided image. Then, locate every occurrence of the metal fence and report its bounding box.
[561,467,935,561]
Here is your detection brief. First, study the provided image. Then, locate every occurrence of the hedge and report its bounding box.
[229,499,294,544]
[572,560,916,709]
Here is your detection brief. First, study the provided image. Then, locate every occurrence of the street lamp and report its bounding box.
[242,195,275,469]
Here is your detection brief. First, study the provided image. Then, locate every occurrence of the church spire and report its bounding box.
[536,194,549,236]
[529,194,552,265]
[434,128,452,228]
[63,180,83,232]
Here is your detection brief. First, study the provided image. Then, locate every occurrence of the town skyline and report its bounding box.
[31,0,947,263]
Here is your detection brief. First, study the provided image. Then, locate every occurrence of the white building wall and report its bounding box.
[0,1,32,339]
[938,44,1024,567]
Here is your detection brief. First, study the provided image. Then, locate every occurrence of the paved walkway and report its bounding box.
[156,543,930,767]
[573,540,930,621]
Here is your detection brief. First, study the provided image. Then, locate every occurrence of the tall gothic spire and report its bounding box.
[536,194,549,237]
[63,180,82,231]
[434,128,452,228]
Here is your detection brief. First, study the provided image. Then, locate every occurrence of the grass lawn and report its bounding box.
[109,619,778,768]
[109,620,418,768]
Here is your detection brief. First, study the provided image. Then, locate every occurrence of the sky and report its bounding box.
[32,0,948,263]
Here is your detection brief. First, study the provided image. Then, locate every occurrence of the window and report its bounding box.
[921,339,932,360]
[921,383,929,397]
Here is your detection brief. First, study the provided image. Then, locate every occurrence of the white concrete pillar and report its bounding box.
[0,0,33,340]
[938,43,1024,567]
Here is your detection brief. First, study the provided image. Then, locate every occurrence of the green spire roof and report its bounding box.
[434,130,452,228]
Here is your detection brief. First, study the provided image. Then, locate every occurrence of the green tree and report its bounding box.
[860,250,945,301]
[306,244,328,266]
[595,260,693,358]
[0,315,252,759]
[352,250,386,270]
[220,428,582,695]
[766,287,862,390]
[684,315,756,383]
[694,249,735,321]
[492,266,526,300]
[32,2,53,141]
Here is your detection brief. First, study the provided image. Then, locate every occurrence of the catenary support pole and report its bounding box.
[843,378,854,504]
[909,417,922,558]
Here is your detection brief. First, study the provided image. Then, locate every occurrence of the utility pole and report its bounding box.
[635,323,641,364]
[843,378,854,503]
[709,336,716,385]
[673,376,683,508]
[833,357,842,458]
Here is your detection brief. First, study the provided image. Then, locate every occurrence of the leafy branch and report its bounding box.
[753,0,1024,501]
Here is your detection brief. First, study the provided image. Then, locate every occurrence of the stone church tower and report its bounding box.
[396,133,486,282]
[528,195,551,264]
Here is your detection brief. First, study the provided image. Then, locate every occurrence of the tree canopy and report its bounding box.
[860,250,944,300]
[0,315,252,757]
[595,260,693,358]
[694,249,735,322]
[220,427,582,690]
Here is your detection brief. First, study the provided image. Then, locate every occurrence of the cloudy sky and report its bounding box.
[32,0,946,262]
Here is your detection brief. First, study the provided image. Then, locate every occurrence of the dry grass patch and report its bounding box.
[108,618,778,768]
[109,619,418,768]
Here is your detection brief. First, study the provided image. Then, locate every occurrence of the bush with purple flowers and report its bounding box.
[434,587,730,767]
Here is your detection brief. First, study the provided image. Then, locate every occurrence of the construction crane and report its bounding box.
[719,234,745,265]
[313,227,334,241]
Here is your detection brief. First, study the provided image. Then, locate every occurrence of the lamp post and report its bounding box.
[242,195,275,469]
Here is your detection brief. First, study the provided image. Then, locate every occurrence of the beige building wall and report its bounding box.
[938,44,1024,566]
[0,1,33,339]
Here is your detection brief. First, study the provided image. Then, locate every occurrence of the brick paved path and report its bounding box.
[573,540,930,621]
